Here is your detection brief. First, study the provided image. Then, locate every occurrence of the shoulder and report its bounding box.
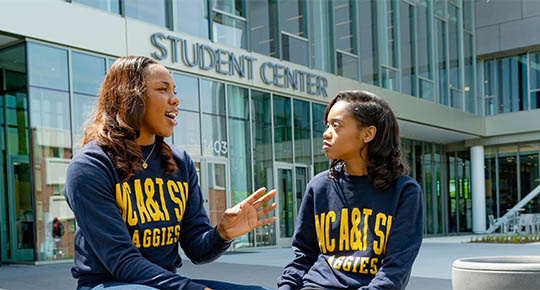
[307,170,331,187]
[166,142,192,165]
[70,141,113,170]
[394,175,423,198]
[67,141,116,183]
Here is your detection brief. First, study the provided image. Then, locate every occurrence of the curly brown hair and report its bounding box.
[83,56,177,181]
[325,90,409,191]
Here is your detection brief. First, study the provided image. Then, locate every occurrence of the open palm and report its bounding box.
[217,187,277,241]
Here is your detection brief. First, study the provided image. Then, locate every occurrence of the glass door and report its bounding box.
[200,158,229,227]
[2,155,33,262]
[276,163,310,247]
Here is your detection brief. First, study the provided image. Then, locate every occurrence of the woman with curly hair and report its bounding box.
[65,56,276,290]
[278,90,423,290]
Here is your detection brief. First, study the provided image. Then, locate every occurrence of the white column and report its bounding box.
[471,145,486,233]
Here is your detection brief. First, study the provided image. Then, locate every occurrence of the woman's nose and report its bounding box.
[323,128,331,139]
[170,94,179,106]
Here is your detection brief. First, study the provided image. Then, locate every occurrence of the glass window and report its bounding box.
[125,0,169,28]
[419,79,434,101]
[279,0,306,37]
[436,19,448,106]
[484,146,498,217]
[529,51,540,110]
[463,0,473,32]
[174,110,201,156]
[450,88,463,110]
[382,67,399,92]
[72,52,106,96]
[484,59,495,96]
[294,99,311,165]
[498,145,518,215]
[28,43,69,91]
[417,0,432,80]
[336,52,358,80]
[214,0,245,16]
[334,0,355,54]
[174,73,199,112]
[382,0,398,68]
[400,0,416,96]
[464,32,475,113]
[308,0,333,73]
[249,0,278,57]
[448,4,461,92]
[273,95,293,163]
[496,54,528,113]
[173,74,200,156]
[72,93,97,146]
[281,34,309,67]
[72,0,121,14]
[3,71,29,156]
[212,11,247,49]
[519,144,540,213]
[227,85,253,248]
[312,102,327,174]
[173,0,209,39]
[358,0,377,84]
[200,80,227,157]
[434,0,446,18]
[251,90,275,247]
[279,0,308,66]
[423,143,433,234]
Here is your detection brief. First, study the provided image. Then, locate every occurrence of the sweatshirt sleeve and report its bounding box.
[360,182,424,290]
[64,152,207,290]
[277,186,319,290]
[178,154,232,264]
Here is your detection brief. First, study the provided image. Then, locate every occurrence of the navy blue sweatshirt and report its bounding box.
[278,166,423,290]
[64,141,231,290]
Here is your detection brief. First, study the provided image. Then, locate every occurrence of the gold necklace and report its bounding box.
[141,142,156,169]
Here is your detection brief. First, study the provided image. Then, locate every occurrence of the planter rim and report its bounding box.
[453,256,540,272]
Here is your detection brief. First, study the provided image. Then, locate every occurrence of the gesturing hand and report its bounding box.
[217,187,277,241]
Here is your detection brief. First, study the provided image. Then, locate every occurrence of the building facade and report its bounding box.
[0,0,538,263]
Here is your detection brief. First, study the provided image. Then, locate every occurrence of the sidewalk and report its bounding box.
[1,235,539,289]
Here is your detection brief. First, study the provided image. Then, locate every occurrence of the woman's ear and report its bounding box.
[363,125,377,143]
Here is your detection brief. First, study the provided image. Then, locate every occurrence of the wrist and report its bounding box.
[216,224,234,242]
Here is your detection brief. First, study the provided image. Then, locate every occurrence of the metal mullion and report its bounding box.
[270,92,277,244]
[281,31,309,43]
[457,0,465,111]
[244,0,251,52]
[432,143,438,233]
[428,0,436,98]
[495,147,500,217]
[395,0,401,92]
[68,50,75,154]
[336,49,359,59]
[224,85,231,212]
[332,0,338,74]
[212,8,247,21]
[170,0,178,31]
[380,64,399,72]
[309,101,314,178]
[454,152,460,232]
[275,0,282,60]
[528,52,532,111]
[208,0,214,42]
[478,59,485,116]
[517,145,521,202]
[444,16,450,107]
[197,78,203,157]
[411,1,419,97]
[248,88,256,246]
[303,0,311,70]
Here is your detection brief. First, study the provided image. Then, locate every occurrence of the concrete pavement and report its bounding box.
[1,235,539,289]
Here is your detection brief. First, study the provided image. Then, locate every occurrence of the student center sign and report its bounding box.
[150,32,330,98]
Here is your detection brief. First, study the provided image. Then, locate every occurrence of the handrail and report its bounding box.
[486,184,540,233]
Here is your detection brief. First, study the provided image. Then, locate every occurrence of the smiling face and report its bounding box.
[138,63,179,145]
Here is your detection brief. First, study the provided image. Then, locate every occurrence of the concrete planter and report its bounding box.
[452,256,540,290]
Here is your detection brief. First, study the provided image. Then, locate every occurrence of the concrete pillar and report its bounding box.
[471,145,486,233]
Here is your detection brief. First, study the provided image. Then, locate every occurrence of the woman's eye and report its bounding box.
[173,91,178,95]
[333,122,340,128]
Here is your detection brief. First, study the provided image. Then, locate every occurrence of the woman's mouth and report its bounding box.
[322,141,331,151]
[165,111,178,125]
